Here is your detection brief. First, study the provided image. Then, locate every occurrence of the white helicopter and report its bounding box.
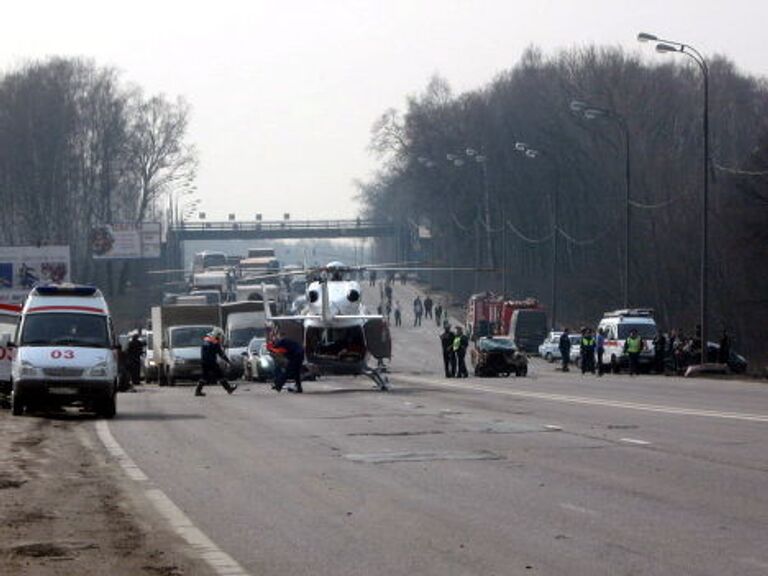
[268,261,392,391]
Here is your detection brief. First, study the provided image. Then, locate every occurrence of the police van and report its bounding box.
[597,308,658,373]
[4,284,118,417]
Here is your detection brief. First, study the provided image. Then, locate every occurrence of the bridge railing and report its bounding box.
[170,219,394,232]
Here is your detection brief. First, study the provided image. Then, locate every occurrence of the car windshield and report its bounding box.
[230,327,266,347]
[248,337,266,354]
[170,327,211,348]
[20,313,110,347]
[479,338,516,351]
[618,323,657,339]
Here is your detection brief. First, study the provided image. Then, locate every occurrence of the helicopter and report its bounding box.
[267,261,392,391]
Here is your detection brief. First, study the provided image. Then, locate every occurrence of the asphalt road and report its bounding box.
[103,283,768,576]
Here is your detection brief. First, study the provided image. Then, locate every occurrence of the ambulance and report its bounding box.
[4,284,118,417]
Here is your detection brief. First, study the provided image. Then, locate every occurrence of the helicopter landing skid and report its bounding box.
[364,367,390,391]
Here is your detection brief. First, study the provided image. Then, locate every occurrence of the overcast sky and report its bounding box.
[1,1,765,221]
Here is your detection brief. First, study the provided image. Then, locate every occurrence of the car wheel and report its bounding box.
[98,394,117,419]
[11,389,24,416]
[545,352,553,363]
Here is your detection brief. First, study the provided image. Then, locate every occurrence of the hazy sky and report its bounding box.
[1,1,765,221]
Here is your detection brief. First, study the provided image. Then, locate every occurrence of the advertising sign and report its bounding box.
[0,245,71,304]
[91,222,162,259]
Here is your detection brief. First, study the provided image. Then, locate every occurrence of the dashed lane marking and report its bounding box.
[92,421,251,576]
[394,374,768,423]
[620,438,651,446]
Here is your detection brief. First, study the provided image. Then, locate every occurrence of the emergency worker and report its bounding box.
[125,333,144,387]
[424,296,433,319]
[596,328,606,376]
[453,326,469,378]
[624,328,644,376]
[653,332,667,374]
[440,324,455,378]
[580,329,596,374]
[196,328,235,396]
[268,329,305,393]
[559,328,572,372]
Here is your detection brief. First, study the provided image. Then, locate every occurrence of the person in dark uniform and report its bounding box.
[559,328,572,372]
[125,332,145,387]
[440,324,455,378]
[195,328,235,397]
[267,329,305,393]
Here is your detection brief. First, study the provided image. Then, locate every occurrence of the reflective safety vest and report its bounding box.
[626,335,643,353]
[581,337,595,348]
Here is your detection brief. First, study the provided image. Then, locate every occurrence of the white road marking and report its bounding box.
[620,438,651,446]
[395,375,768,423]
[559,503,599,516]
[91,421,251,576]
[544,425,563,431]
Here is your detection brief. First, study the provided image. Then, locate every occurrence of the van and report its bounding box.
[5,284,118,417]
[0,303,21,402]
[597,308,658,372]
[509,309,548,353]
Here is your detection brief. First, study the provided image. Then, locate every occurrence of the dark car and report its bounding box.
[706,342,748,373]
[471,336,528,377]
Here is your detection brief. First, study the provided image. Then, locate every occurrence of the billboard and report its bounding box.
[0,245,71,304]
[91,222,162,259]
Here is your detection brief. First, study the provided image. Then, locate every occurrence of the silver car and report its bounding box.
[242,337,275,382]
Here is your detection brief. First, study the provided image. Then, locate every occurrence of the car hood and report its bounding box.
[18,346,113,368]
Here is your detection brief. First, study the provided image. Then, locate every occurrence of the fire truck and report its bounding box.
[465,293,546,351]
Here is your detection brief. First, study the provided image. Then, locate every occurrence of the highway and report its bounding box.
[99,283,768,576]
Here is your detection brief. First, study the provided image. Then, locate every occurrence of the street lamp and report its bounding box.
[571,99,632,308]
[639,31,710,365]
[516,141,559,330]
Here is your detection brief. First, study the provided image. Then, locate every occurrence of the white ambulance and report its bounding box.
[597,308,658,373]
[4,284,118,417]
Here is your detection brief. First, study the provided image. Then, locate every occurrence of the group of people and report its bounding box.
[376,281,445,329]
[439,324,469,378]
[556,325,732,376]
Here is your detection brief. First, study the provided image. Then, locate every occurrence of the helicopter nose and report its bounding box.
[308,290,319,303]
[347,289,360,303]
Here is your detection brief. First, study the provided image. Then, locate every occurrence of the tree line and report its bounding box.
[0,57,196,292]
[358,46,768,366]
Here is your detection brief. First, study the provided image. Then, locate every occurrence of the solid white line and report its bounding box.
[92,421,251,576]
[394,374,768,423]
[559,502,599,516]
[620,438,651,445]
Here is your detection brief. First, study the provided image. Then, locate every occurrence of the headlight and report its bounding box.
[148,360,156,367]
[19,361,41,377]
[89,362,108,377]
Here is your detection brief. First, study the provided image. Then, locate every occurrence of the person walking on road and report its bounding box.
[624,328,644,376]
[559,328,572,372]
[596,328,606,376]
[195,328,235,396]
[424,295,433,320]
[434,302,443,327]
[267,329,305,393]
[394,300,402,327]
[384,283,393,303]
[440,324,455,378]
[413,296,424,327]
[125,332,145,388]
[580,328,596,374]
[453,326,469,378]
[653,332,667,374]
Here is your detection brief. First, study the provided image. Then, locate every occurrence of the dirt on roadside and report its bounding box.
[0,410,212,575]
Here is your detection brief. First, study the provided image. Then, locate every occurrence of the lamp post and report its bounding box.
[516,142,559,330]
[639,32,710,365]
[570,99,632,308]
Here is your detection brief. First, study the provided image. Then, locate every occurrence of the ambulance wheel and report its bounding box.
[610,356,620,374]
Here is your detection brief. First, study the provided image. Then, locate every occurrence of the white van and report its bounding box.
[597,308,658,373]
[5,284,118,417]
[0,303,21,402]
